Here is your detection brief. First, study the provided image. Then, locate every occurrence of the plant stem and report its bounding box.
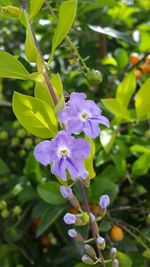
[19,0,58,106]
[79,181,106,267]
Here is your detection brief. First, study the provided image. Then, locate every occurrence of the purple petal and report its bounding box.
[63,213,76,224]
[71,138,91,159]
[66,118,83,134]
[83,120,100,138]
[98,115,110,127]
[60,186,73,198]
[51,158,67,180]
[85,100,102,117]
[58,107,70,122]
[66,157,87,179]
[68,229,77,238]
[69,92,87,105]
[99,195,110,209]
[34,141,56,166]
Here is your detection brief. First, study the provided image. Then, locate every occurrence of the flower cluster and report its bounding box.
[34,92,109,180]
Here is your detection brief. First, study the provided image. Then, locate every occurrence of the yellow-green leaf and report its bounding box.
[49,0,77,63]
[102,98,130,119]
[12,92,58,138]
[0,50,30,80]
[84,136,96,179]
[135,78,150,119]
[30,0,45,19]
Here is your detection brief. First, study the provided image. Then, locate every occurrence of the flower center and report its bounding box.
[58,147,70,157]
[80,111,90,121]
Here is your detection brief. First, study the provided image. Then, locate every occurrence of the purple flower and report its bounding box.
[58,92,109,139]
[63,213,76,224]
[34,131,90,180]
[68,229,77,238]
[60,186,73,198]
[99,195,110,209]
[97,236,105,245]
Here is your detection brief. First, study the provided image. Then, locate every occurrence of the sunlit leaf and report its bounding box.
[0,50,30,80]
[135,78,150,119]
[101,98,130,119]
[30,0,45,19]
[12,92,58,138]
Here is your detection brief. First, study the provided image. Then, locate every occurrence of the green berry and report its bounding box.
[1,209,10,218]
[11,137,20,146]
[0,131,9,140]
[16,129,26,138]
[13,206,22,216]
[19,149,26,157]
[87,69,102,86]
[0,200,7,210]
[24,138,33,148]
[12,184,23,196]
[12,120,20,129]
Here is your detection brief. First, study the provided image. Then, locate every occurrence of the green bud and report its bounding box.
[11,137,20,146]
[0,131,8,140]
[12,184,23,196]
[1,209,10,218]
[96,236,106,250]
[82,255,94,265]
[87,69,102,86]
[12,206,22,216]
[16,129,26,138]
[112,259,119,267]
[24,138,33,148]
[110,248,117,259]
[81,212,89,225]
[0,200,7,210]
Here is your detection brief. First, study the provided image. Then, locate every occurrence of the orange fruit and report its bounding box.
[140,63,150,74]
[41,236,49,246]
[110,225,124,241]
[129,53,139,65]
[145,55,150,64]
[134,69,142,79]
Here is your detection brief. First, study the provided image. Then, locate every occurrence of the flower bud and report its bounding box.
[112,259,119,267]
[63,213,76,225]
[110,248,117,259]
[12,206,22,216]
[82,255,94,265]
[85,244,97,259]
[99,195,110,209]
[1,6,21,17]
[60,186,73,199]
[68,229,84,242]
[96,236,106,250]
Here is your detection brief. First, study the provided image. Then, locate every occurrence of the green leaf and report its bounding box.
[30,0,45,19]
[101,98,130,119]
[0,0,11,5]
[50,73,63,97]
[116,71,136,108]
[34,81,54,107]
[24,152,43,183]
[89,25,135,45]
[0,158,10,175]
[143,249,150,260]
[138,31,150,52]
[0,50,30,80]
[24,12,39,62]
[37,181,66,205]
[84,136,96,179]
[95,150,110,167]
[97,164,120,182]
[101,56,117,66]
[36,205,64,237]
[114,48,128,70]
[111,154,126,178]
[89,177,118,204]
[135,78,150,119]
[130,145,150,154]
[117,251,132,267]
[12,92,58,138]
[49,0,77,62]
[100,129,116,153]
[132,153,150,177]
[74,263,94,267]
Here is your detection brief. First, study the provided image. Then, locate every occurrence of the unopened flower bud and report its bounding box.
[60,186,73,199]
[110,248,117,259]
[68,229,84,242]
[68,229,77,238]
[82,255,94,265]
[63,213,76,225]
[85,244,97,259]
[96,236,106,250]
[99,195,110,209]
[112,259,119,267]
